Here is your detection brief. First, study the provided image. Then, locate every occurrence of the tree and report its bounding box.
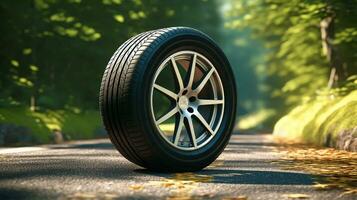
[226,0,357,123]
[0,0,222,110]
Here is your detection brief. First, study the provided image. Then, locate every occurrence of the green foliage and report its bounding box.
[0,0,227,145]
[0,107,50,142]
[1,0,355,142]
[0,0,221,109]
[0,107,102,144]
[226,0,357,127]
[219,27,267,115]
[236,109,276,130]
[61,110,103,140]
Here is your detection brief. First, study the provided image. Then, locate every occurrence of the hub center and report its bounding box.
[178,96,189,110]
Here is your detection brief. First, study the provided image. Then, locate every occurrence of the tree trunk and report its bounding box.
[30,95,35,111]
[320,15,347,88]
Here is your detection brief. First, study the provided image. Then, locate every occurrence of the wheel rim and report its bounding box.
[150,51,225,151]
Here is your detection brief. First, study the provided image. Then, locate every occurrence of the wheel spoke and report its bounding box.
[171,57,184,90]
[195,112,215,135]
[186,53,197,89]
[197,99,224,106]
[186,116,197,147]
[154,83,178,100]
[194,68,214,93]
[156,107,178,125]
[173,115,184,145]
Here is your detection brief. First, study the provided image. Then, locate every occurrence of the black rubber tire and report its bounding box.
[99,27,236,172]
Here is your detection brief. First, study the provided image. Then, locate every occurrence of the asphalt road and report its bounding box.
[0,133,353,200]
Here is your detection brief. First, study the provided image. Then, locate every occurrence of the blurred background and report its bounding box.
[0,0,356,147]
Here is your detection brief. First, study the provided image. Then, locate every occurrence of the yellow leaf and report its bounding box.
[129,184,143,191]
[341,189,357,196]
[313,183,338,190]
[162,182,175,187]
[283,194,310,199]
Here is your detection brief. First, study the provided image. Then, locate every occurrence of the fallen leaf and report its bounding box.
[313,183,339,190]
[162,182,175,187]
[276,145,357,196]
[341,189,357,196]
[129,184,143,191]
[283,193,310,199]
[222,196,248,200]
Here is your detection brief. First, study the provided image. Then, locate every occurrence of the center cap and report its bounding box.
[178,96,189,110]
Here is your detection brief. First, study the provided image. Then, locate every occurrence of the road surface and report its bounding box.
[0,133,353,200]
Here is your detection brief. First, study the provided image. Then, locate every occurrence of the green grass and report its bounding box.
[61,110,103,140]
[0,107,51,143]
[0,107,102,145]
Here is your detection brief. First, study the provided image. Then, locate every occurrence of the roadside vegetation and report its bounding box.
[0,107,101,146]
[228,0,357,149]
[0,0,222,145]
[1,0,356,149]
[274,76,357,149]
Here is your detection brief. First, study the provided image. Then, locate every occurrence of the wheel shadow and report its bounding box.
[135,165,314,186]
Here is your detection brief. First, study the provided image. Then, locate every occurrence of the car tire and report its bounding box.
[99,27,236,172]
